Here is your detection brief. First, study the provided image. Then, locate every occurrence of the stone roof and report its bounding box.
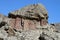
[9,3,48,19]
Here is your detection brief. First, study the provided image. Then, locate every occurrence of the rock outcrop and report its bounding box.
[0,3,60,40]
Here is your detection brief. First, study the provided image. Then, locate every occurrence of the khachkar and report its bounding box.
[0,3,60,40]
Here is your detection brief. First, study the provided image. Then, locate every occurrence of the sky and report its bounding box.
[0,0,60,23]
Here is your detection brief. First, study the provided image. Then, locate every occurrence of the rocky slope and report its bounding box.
[0,3,60,40]
[53,23,60,31]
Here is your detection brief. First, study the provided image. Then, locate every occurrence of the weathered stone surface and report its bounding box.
[15,17,23,31]
[54,23,60,31]
[9,18,15,28]
[24,20,37,31]
[0,3,60,40]
[9,4,48,19]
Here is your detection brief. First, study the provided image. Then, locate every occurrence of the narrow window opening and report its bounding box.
[21,18,24,30]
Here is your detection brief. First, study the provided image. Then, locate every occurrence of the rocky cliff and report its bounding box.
[0,3,60,40]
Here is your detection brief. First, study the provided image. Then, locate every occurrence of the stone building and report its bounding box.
[0,3,60,40]
[7,4,48,31]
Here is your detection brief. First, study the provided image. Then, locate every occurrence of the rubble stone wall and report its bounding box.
[9,18,15,29]
[15,17,22,30]
[0,4,58,40]
[24,19,37,31]
[9,17,40,31]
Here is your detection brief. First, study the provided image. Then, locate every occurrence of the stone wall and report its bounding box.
[8,17,40,31]
[0,4,60,40]
[0,3,48,38]
[4,4,48,31]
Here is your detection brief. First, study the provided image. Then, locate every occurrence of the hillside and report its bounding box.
[0,3,60,40]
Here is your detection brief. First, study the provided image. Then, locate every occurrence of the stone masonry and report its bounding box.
[0,3,60,40]
[8,4,48,31]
